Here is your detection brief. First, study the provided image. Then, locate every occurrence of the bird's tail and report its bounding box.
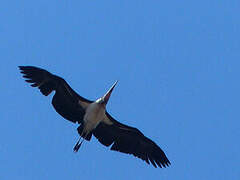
[77,124,92,141]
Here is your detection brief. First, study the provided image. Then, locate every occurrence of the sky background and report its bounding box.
[0,0,239,179]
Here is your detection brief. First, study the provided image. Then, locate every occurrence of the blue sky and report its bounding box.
[1,0,239,179]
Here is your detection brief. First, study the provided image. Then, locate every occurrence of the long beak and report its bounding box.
[103,80,118,104]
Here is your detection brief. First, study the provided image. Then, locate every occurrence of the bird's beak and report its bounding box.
[103,80,118,104]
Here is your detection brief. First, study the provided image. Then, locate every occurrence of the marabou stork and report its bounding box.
[19,66,170,168]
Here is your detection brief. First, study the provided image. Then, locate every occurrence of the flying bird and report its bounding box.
[19,66,170,168]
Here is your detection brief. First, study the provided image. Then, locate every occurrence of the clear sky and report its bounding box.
[1,0,239,179]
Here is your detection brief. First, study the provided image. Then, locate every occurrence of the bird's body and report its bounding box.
[83,102,112,134]
[84,103,104,132]
[19,66,171,168]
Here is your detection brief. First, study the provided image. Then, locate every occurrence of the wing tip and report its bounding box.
[19,65,42,71]
[149,159,171,168]
[18,65,30,71]
[19,65,56,96]
[19,66,26,74]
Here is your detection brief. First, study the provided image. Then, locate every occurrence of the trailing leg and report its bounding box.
[73,136,84,152]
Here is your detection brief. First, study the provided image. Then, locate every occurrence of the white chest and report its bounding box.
[83,103,105,132]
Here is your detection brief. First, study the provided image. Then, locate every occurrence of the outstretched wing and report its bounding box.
[93,112,171,168]
[19,66,93,124]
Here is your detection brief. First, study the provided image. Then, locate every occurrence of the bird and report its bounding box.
[19,66,171,168]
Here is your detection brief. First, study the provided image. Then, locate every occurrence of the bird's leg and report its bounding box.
[73,133,87,152]
[73,136,82,152]
[73,136,81,152]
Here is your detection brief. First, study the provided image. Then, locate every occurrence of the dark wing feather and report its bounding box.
[19,66,92,124]
[93,112,170,168]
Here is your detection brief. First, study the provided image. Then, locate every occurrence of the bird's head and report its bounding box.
[96,80,118,106]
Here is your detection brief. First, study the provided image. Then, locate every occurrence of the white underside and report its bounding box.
[83,102,112,134]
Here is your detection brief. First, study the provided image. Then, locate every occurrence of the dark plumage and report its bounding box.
[19,66,171,168]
